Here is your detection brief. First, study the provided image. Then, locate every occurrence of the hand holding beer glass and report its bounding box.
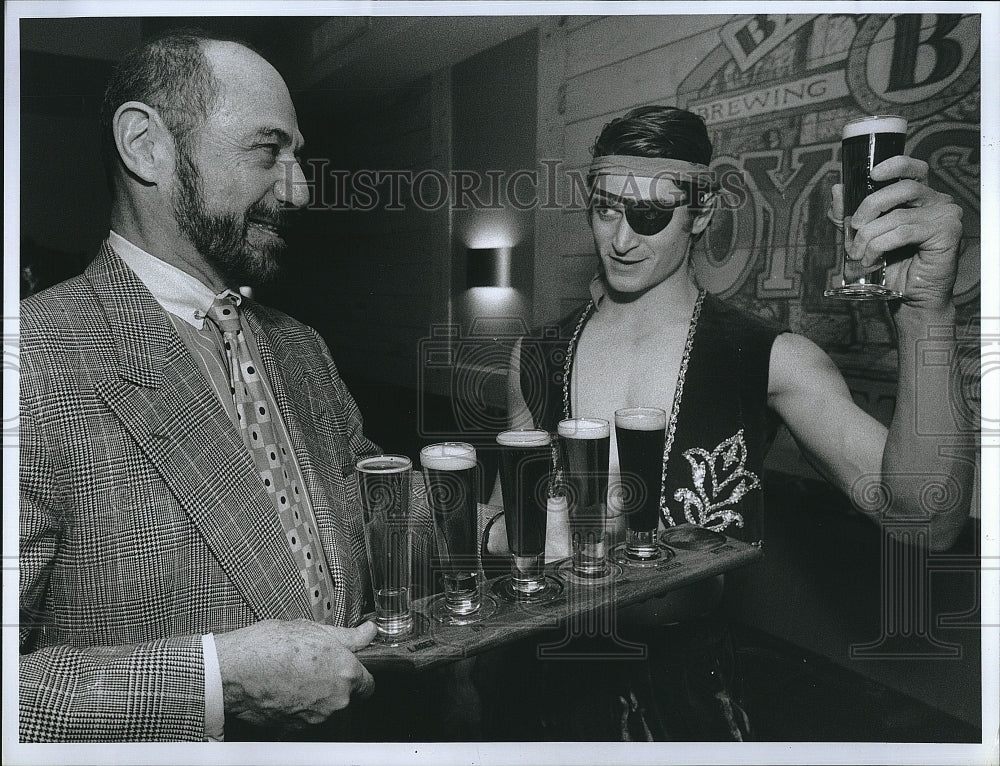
[611,407,673,567]
[558,418,614,581]
[356,454,414,644]
[493,429,564,602]
[825,114,907,300]
[420,442,497,624]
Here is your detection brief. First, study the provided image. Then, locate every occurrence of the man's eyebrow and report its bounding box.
[590,189,625,205]
[249,127,297,148]
[591,187,687,207]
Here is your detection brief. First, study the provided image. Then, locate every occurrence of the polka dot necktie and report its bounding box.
[206,293,338,623]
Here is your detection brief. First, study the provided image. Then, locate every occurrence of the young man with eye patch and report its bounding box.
[481,105,973,740]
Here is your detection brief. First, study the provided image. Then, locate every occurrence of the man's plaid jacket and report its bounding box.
[18,243,383,741]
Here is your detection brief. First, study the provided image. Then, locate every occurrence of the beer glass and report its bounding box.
[557,418,613,580]
[494,429,563,602]
[356,454,414,644]
[420,442,497,624]
[612,407,673,567]
[825,114,907,300]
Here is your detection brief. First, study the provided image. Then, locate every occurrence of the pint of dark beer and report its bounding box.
[825,114,907,300]
[614,407,667,563]
[496,429,557,599]
[557,418,611,578]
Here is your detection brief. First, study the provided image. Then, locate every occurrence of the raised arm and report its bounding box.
[769,156,973,551]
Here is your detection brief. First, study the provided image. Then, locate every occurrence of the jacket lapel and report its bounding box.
[243,306,365,607]
[86,245,311,621]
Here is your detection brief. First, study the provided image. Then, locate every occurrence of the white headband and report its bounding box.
[589,155,718,202]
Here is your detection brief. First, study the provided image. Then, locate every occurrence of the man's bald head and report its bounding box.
[99,29,268,190]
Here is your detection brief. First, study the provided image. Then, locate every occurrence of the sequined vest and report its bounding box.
[518,292,784,544]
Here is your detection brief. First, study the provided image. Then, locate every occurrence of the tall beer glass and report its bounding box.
[494,429,563,602]
[356,454,414,644]
[612,407,672,566]
[825,114,907,300]
[420,442,496,624]
[558,418,612,579]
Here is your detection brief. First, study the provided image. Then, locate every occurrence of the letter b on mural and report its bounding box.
[679,13,980,342]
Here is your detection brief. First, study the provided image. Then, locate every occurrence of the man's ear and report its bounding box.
[690,192,716,237]
[112,101,174,184]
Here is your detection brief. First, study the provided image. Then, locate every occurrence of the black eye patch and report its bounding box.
[624,201,677,235]
[589,188,688,236]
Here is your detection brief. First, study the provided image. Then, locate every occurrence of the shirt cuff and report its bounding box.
[202,633,225,741]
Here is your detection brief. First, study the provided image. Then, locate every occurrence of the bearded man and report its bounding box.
[19,30,381,742]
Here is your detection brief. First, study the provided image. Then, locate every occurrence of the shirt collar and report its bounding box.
[108,231,236,329]
[588,272,608,311]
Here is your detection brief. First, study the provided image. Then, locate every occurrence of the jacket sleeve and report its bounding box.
[19,405,208,742]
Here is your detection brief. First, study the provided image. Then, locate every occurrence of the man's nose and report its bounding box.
[612,216,637,251]
[273,159,310,209]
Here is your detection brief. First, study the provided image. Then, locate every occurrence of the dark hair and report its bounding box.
[99,28,247,189]
[589,106,716,211]
[591,105,713,164]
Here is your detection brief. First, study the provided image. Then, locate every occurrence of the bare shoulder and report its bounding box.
[768,331,850,400]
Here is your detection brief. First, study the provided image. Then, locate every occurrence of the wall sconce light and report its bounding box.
[466,246,512,288]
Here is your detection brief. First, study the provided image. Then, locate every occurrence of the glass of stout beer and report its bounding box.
[824,114,907,300]
[494,429,563,602]
[420,442,497,624]
[356,454,414,644]
[612,407,673,567]
[557,418,613,580]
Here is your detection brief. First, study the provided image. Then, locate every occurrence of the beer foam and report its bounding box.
[842,115,907,140]
[615,407,667,431]
[356,455,411,474]
[419,442,476,470]
[496,429,551,447]
[557,418,610,439]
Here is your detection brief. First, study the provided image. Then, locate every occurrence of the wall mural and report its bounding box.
[677,13,980,421]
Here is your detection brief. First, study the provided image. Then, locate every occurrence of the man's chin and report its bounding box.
[211,245,285,289]
[241,253,284,287]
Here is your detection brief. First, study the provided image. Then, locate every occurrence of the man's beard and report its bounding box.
[172,147,288,287]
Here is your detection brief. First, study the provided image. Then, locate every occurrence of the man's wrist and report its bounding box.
[893,299,957,337]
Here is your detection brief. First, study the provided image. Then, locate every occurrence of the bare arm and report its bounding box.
[767,332,886,499]
[506,336,535,432]
[485,339,536,551]
[770,156,974,551]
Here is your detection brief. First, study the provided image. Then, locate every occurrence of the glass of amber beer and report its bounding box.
[420,442,497,624]
[825,114,907,300]
[557,418,613,580]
